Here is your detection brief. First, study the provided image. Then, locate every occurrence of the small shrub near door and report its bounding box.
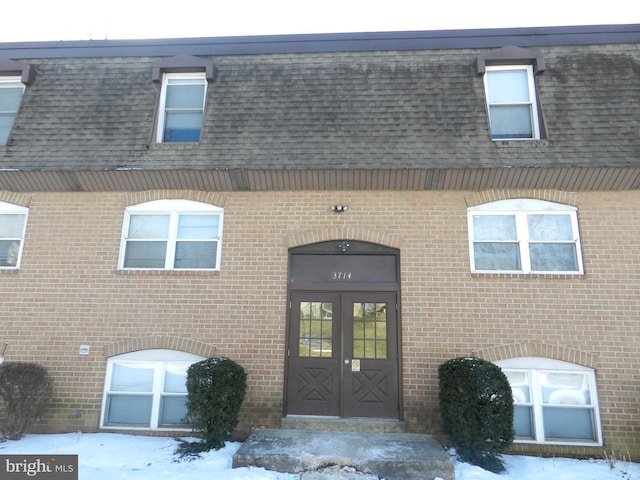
[438,357,514,473]
[184,357,247,451]
[0,362,54,441]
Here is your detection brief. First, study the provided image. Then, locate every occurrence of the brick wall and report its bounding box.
[0,189,638,459]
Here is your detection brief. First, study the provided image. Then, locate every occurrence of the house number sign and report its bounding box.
[332,272,352,280]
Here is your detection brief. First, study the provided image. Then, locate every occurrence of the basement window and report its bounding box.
[101,349,204,430]
[497,357,603,446]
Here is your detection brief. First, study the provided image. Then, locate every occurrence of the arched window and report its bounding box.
[101,349,205,430]
[467,199,583,274]
[118,199,223,271]
[496,357,602,446]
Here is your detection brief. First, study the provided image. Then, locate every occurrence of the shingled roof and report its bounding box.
[0,24,639,191]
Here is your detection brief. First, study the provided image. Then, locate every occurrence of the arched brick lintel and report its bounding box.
[464,189,577,208]
[125,190,226,208]
[285,227,402,249]
[105,336,216,358]
[472,342,598,369]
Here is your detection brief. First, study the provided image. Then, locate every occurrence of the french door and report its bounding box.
[285,291,399,419]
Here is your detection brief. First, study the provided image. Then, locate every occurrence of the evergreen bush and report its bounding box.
[438,356,514,473]
[184,357,247,451]
[0,362,54,441]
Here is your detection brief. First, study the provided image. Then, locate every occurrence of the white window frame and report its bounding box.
[467,199,584,274]
[118,199,223,271]
[483,65,540,140]
[496,357,603,446]
[0,201,28,270]
[101,349,204,431]
[156,72,207,143]
[0,76,25,145]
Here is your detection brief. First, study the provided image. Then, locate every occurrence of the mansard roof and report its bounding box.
[0,24,639,192]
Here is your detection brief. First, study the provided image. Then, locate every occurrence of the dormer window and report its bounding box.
[151,55,216,144]
[0,59,33,146]
[157,72,207,142]
[0,77,24,145]
[484,65,539,140]
[477,46,546,141]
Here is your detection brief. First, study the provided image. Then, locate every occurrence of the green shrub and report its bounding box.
[438,357,514,473]
[184,357,247,451]
[0,362,54,441]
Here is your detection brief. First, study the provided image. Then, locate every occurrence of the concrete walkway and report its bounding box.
[232,429,455,480]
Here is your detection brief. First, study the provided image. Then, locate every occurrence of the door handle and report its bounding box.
[344,359,350,364]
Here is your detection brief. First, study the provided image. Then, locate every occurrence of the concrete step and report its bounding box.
[281,416,406,434]
[232,429,455,480]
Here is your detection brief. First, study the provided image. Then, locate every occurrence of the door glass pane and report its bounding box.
[353,302,387,359]
[298,301,332,358]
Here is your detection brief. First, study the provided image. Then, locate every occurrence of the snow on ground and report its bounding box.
[0,432,638,480]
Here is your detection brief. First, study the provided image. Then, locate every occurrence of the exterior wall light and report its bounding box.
[331,205,348,213]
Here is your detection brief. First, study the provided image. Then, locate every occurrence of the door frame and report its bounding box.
[284,240,403,420]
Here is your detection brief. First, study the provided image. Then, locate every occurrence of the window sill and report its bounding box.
[470,272,584,280]
[116,269,220,277]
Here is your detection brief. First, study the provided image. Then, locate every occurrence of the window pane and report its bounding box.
[0,115,16,144]
[164,363,189,393]
[106,394,152,426]
[474,242,520,270]
[177,215,219,239]
[530,243,578,272]
[164,112,203,142]
[174,241,217,269]
[160,395,188,426]
[528,214,573,241]
[110,363,154,392]
[0,240,20,267]
[487,70,530,103]
[542,372,590,405]
[0,214,26,238]
[128,215,170,239]
[165,81,205,109]
[124,241,167,268]
[543,407,595,440]
[489,105,533,139]
[514,405,534,439]
[0,85,24,111]
[473,215,516,241]
[505,371,531,403]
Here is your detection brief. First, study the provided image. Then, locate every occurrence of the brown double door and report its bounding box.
[286,291,399,418]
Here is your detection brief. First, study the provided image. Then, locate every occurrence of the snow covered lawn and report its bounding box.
[0,432,638,480]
